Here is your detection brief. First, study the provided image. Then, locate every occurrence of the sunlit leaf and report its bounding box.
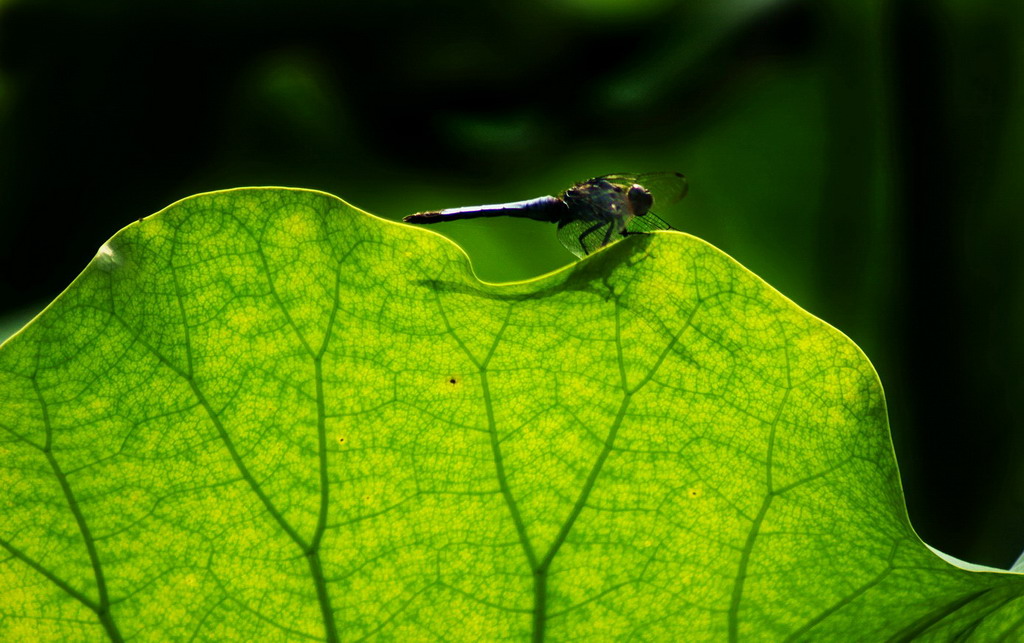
[1,188,1020,640]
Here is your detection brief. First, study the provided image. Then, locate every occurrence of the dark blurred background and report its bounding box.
[1,0,1021,568]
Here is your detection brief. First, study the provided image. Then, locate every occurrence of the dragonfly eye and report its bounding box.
[628,184,654,215]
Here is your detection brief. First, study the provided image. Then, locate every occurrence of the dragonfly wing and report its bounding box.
[595,171,689,206]
[558,211,672,258]
[557,217,614,258]
[625,210,675,234]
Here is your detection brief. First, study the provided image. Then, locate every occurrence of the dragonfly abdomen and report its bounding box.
[404,196,565,224]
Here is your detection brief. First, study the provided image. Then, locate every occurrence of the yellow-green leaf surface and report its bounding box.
[1,188,1021,641]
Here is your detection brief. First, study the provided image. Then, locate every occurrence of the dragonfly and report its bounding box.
[403,172,688,258]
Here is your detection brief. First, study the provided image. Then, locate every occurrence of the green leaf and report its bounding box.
[0,188,1021,641]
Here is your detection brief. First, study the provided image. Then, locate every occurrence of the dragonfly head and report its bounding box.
[627,184,654,216]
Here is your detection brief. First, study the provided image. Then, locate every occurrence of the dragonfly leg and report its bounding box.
[577,222,606,255]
